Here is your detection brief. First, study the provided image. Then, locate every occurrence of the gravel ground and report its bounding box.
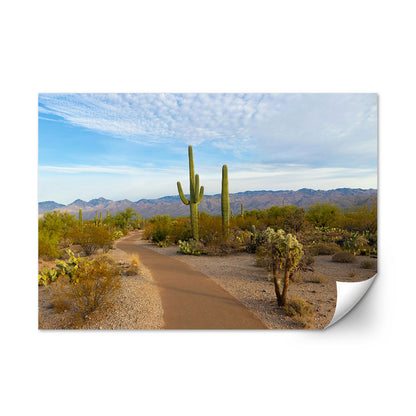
[136,235,376,329]
[38,245,164,330]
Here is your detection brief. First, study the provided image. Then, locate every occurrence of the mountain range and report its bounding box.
[39,188,377,219]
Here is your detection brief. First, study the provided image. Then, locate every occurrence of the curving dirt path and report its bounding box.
[116,233,267,329]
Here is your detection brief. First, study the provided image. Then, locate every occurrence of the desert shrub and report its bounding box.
[231,215,259,232]
[144,215,171,244]
[332,251,356,263]
[202,229,250,256]
[280,206,308,233]
[343,232,369,255]
[70,224,113,255]
[178,239,203,255]
[307,273,327,284]
[38,228,62,260]
[306,202,341,228]
[308,241,342,256]
[169,217,193,243]
[283,298,315,329]
[48,255,121,322]
[38,211,79,259]
[361,259,377,269]
[198,214,223,245]
[339,198,377,234]
[39,211,78,238]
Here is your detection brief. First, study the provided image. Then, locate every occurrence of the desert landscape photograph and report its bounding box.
[38,93,377,330]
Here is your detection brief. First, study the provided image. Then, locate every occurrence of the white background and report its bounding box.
[1,1,414,415]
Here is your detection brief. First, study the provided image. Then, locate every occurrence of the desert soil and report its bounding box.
[38,231,376,330]
[133,231,376,329]
[38,235,164,330]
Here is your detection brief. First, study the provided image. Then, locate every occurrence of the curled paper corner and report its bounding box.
[326,274,377,328]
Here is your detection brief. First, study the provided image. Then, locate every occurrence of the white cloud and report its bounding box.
[38,93,377,168]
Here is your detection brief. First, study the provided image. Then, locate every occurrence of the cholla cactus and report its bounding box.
[259,227,303,306]
[177,146,204,240]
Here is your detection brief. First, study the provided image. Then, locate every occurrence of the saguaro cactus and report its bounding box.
[221,164,230,237]
[241,203,244,217]
[79,209,83,231]
[99,211,103,226]
[177,145,204,240]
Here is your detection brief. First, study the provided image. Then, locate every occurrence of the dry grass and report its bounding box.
[283,298,315,329]
[306,273,327,284]
[332,251,356,263]
[308,242,341,256]
[290,272,304,283]
[361,259,377,269]
[126,254,140,275]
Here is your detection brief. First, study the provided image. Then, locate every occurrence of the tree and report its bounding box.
[259,228,303,306]
[306,202,341,228]
[114,207,137,230]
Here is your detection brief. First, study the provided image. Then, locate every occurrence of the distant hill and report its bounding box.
[39,188,377,219]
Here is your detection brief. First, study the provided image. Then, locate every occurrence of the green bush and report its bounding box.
[169,217,193,243]
[38,228,62,260]
[198,214,223,245]
[144,215,171,244]
[306,202,341,228]
[38,211,78,259]
[332,251,356,263]
[70,224,113,255]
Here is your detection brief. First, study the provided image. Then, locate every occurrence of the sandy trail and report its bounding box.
[116,233,267,329]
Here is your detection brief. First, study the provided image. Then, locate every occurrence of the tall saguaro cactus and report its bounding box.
[177,145,204,240]
[221,164,230,237]
[79,209,83,231]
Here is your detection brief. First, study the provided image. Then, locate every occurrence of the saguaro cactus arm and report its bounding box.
[198,183,204,202]
[177,181,190,205]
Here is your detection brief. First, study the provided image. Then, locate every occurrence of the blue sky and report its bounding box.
[38,93,377,204]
